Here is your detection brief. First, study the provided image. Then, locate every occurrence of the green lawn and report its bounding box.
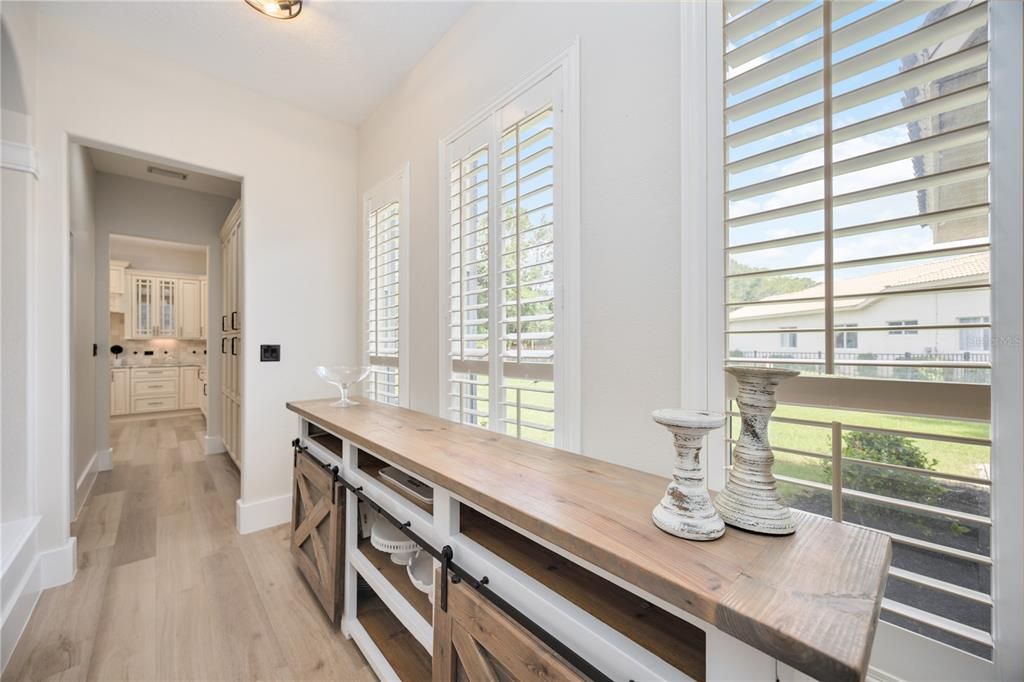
[734,404,991,482]
[465,379,991,480]
[457,377,556,445]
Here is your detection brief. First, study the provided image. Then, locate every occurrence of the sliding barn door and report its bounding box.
[291,449,344,622]
[433,570,584,682]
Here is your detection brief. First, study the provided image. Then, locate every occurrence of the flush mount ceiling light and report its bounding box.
[245,0,302,20]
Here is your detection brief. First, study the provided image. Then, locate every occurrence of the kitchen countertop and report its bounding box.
[110,362,206,369]
[287,397,891,682]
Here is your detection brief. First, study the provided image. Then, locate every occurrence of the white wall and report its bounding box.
[1,3,38,530]
[1,158,33,525]
[94,173,235,458]
[29,10,358,558]
[110,235,209,275]
[358,2,682,475]
[68,143,97,517]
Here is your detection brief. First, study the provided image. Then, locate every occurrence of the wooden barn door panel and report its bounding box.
[291,448,344,622]
[433,569,585,682]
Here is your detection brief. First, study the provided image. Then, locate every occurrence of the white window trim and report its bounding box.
[436,42,581,452]
[682,2,1023,680]
[363,164,411,408]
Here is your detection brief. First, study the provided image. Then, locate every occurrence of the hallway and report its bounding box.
[4,417,372,681]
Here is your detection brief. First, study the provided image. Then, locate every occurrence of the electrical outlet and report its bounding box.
[260,345,281,362]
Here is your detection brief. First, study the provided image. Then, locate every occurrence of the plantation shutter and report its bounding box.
[366,183,401,405]
[723,0,993,659]
[446,74,560,445]
[448,119,492,427]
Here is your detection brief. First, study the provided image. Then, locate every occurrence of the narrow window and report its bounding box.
[442,55,579,449]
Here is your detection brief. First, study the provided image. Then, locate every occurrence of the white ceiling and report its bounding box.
[110,234,207,255]
[89,147,242,198]
[38,1,472,125]
[110,234,208,276]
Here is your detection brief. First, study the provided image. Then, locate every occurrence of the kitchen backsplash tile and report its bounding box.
[110,339,207,367]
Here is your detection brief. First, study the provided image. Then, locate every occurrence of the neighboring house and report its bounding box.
[729,252,990,379]
[903,0,989,245]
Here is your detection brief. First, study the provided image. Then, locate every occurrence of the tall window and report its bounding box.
[443,53,579,449]
[366,170,407,406]
[723,0,993,662]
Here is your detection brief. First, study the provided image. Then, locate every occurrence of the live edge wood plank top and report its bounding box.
[287,399,891,682]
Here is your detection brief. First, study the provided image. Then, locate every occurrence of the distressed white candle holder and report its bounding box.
[715,365,800,535]
[651,409,726,541]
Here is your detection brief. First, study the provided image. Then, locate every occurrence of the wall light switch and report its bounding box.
[260,345,281,362]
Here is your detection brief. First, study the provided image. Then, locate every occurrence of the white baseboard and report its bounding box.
[1,517,41,672]
[96,447,113,472]
[109,408,201,423]
[236,494,292,535]
[204,435,225,455]
[73,451,101,521]
[38,538,76,590]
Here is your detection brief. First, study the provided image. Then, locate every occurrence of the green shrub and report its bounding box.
[823,431,944,504]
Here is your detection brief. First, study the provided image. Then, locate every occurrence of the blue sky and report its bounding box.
[724,0,990,291]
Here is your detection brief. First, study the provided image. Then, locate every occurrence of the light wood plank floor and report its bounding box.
[4,416,373,682]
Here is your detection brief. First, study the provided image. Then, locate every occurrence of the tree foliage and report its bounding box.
[728,259,817,303]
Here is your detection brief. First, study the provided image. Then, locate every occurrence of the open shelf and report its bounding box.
[358,535,433,624]
[357,449,433,513]
[460,506,706,681]
[357,580,433,681]
[307,422,345,457]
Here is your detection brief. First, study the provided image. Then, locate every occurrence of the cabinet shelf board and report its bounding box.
[308,429,345,458]
[357,582,433,681]
[352,549,432,652]
[461,506,706,681]
[357,535,433,624]
[358,449,433,513]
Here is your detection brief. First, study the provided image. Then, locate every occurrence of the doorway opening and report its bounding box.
[68,142,243,532]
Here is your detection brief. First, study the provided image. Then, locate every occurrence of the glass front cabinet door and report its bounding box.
[131,274,155,338]
[156,277,178,337]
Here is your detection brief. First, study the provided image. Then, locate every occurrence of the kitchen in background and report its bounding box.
[108,235,208,420]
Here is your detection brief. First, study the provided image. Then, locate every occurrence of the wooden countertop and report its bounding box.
[287,399,891,682]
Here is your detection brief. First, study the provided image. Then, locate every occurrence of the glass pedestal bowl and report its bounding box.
[315,365,372,407]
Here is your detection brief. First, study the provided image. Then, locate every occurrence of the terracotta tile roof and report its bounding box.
[730,252,989,321]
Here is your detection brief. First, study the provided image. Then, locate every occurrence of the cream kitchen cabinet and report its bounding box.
[128,273,177,338]
[179,366,202,409]
[125,271,207,340]
[128,273,156,338]
[199,367,208,417]
[200,279,208,340]
[178,278,203,339]
[110,368,129,416]
[109,260,129,314]
[220,200,242,468]
[130,367,179,413]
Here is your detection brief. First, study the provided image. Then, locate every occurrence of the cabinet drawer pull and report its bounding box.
[231,337,238,356]
[231,311,238,331]
[221,338,227,354]
[222,315,228,332]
